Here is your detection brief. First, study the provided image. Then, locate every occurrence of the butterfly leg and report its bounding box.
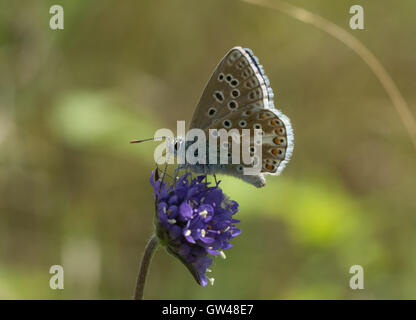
[158,162,170,193]
[213,173,218,185]
[173,165,181,182]
[173,164,188,185]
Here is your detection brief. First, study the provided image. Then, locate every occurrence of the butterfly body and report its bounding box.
[187,163,267,187]
[171,46,294,188]
[171,139,266,188]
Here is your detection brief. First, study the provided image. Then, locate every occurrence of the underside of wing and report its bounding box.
[190,46,272,130]
[205,107,293,176]
[189,46,294,181]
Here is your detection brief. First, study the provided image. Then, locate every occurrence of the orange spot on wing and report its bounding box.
[265,163,274,171]
[274,128,285,135]
[270,119,283,127]
[273,137,281,145]
[271,148,279,156]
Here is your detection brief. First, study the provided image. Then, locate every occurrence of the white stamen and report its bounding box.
[184,230,191,236]
[199,210,208,219]
[208,277,215,286]
[163,206,167,213]
[220,251,226,259]
[224,226,230,232]
[206,268,212,273]
[167,219,176,224]
[201,229,206,237]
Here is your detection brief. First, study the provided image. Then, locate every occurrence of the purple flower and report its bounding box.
[150,170,241,286]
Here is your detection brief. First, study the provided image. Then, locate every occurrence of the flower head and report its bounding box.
[150,170,241,286]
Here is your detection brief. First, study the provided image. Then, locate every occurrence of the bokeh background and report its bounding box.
[1,0,415,299]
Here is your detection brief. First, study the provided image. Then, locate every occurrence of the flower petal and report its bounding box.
[151,171,241,287]
[179,202,193,220]
[204,188,224,206]
[169,225,182,240]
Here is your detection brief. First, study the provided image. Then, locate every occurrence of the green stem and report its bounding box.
[134,234,159,300]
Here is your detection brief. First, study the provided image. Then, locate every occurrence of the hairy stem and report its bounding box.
[134,234,159,300]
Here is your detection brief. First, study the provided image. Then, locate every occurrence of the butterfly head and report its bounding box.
[167,136,186,156]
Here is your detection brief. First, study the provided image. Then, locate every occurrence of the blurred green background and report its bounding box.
[1,0,415,299]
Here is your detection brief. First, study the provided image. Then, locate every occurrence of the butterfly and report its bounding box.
[159,47,293,188]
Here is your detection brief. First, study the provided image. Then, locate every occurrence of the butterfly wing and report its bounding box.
[189,46,294,186]
[190,46,273,130]
[205,107,293,176]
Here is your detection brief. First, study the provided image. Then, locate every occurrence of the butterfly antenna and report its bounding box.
[130,137,166,144]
